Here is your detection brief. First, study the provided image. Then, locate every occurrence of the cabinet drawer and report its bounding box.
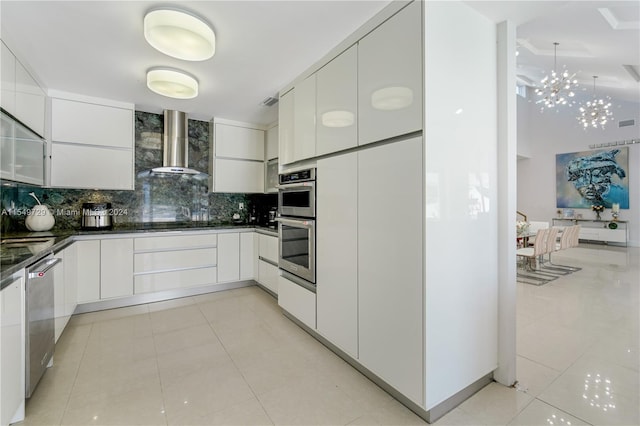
[278,275,316,329]
[258,234,278,263]
[258,260,278,294]
[134,267,217,294]
[134,248,217,273]
[134,234,217,251]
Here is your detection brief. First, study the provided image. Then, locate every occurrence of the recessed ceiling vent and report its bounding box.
[261,96,279,107]
[619,119,636,128]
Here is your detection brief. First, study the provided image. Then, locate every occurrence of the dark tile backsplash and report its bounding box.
[1,111,276,233]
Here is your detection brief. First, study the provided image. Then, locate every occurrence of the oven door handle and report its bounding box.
[276,217,315,227]
[278,181,315,190]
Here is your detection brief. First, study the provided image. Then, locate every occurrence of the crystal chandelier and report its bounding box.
[535,42,578,110]
[577,76,613,130]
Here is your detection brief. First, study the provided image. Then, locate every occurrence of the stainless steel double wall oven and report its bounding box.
[278,168,316,289]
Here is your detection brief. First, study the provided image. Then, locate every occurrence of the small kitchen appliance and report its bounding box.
[81,202,113,230]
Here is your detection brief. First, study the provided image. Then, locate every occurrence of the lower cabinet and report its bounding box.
[100,238,133,299]
[1,273,25,426]
[217,233,240,282]
[76,240,100,303]
[257,233,278,294]
[134,233,217,294]
[278,274,316,329]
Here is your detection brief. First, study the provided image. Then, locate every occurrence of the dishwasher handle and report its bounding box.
[28,258,62,279]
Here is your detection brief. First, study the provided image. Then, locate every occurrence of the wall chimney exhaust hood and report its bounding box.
[140,110,207,178]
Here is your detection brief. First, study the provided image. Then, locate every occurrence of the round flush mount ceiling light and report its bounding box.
[147,68,198,99]
[144,9,215,61]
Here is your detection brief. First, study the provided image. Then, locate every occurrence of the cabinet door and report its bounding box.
[76,240,101,303]
[1,42,16,114]
[215,123,265,161]
[63,243,78,320]
[13,127,44,185]
[294,74,316,161]
[316,153,359,357]
[358,1,423,146]
[0,113,14,180]
[278,90,295,165]
[217,233,240,282]
[278,274,316,329]
[50,142,133,190]
[265,125,279,160]
[54,250,66,342]
[258,261,278,294]
[358,136,423,405]
[214,158,264,193]
[51,98,133,149]
[240,232,256,280]
[258,233,278,264]
[101,238,134,299]
[1,275,24,426]
[316,45,358,156]
[15,60,45,137]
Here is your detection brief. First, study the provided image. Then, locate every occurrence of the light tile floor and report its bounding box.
[18,243,639,425]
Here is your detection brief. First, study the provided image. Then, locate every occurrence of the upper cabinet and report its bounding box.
[49,94,135,190]
[278,90,295,165]
[1,40,46,138]
[265,124,278,161]
[210,119,265,193]
[1,110,45,185]
[316,45,358,156]
[293,74,317,162]
[358,1,423,146]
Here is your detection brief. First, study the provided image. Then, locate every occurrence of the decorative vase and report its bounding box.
[25,204,55,231]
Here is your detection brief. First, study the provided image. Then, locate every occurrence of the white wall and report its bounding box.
[424,1,498,409]
[517,91,640,246]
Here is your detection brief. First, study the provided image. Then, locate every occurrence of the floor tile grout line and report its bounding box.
[533,396,596,426]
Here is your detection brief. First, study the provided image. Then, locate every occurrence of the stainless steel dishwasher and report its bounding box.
[25,254,61,398]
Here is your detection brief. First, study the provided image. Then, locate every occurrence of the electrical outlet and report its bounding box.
[239,202,244,210]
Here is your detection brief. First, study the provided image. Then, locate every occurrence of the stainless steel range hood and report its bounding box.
[140,110,207,177]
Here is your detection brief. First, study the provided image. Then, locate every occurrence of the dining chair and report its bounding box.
[516,228,558,285]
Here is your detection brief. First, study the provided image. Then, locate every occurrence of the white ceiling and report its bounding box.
[1,1,639,126]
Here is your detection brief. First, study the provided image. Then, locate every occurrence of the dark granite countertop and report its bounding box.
[1,222,278,288]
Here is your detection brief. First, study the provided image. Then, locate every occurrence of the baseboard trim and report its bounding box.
[282,310,493,424]
[74,280,256,314]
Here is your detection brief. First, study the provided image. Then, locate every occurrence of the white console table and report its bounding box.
[552,218,628,246]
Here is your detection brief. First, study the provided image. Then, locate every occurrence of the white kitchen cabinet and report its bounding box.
[358,136,424,405]
[278,274,316,329]
[1,273,25,426]
[316,152,358,358]
[15,59,46,137]
[1,40,45,137]
[217,232,240,282]
[215,122,264,161]
[100,238,134,299]
[76,240,101,304]
[133,233,218,294]
[265,124,279,161]
[50,95,134,190]
[316,45,358,156]
[213,158,264,193]
[53,249,66,342]
[358,1,423,146]
[240,232,256,280]
[1,41,16,115]
[0,111,45,185]
[278,90,295,165]
[293,74,317,162]
[257,233,279,294]
[63,243,78,327]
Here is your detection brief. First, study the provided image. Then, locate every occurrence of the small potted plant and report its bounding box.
[591,204,605,220]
